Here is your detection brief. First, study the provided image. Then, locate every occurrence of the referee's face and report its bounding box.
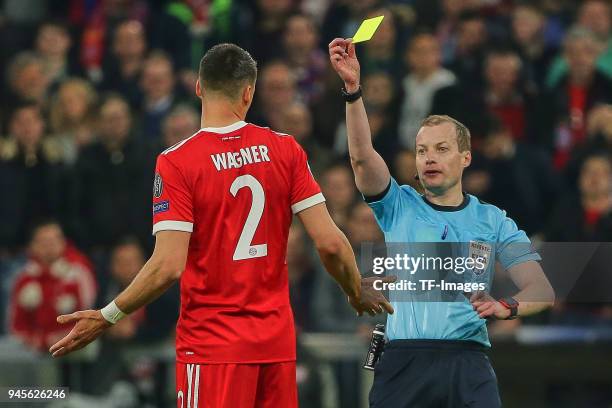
[415,123,471,194]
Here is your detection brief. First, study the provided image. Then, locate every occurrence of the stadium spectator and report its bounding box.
[278,101,332,175]
[287,223,317,331]
[0,103,69,250]
[448,11,488,88]
[282,13,326,104]
[546,154,612,241]
[398,32,456,148]
[35,20,80,87]
[160,104,200,150]
[547,0,612,87]
[139,51,181,142]
[541,27,612,169]
[319,164,357,230]
[101,238,179,343]
[79,0,150,82]
[249,61,298,129]
[510,3,558,90]
[249,0,296,64]
[565,104,612,185]
[100,20,147,109]
[334,71,399,163]
[5,52,51,108]
[49,78,98,165]
[393,148,421,191]
[482,49,539,141]
[7,220,96,353]
[463,119,560,235]
[73,94,150,251]
[361,8,403,80]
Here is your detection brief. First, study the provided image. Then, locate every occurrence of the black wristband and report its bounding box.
[341,85,362,103]
[499,297,519,320]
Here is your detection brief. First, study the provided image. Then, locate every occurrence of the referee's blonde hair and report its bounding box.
[420,115,471,152]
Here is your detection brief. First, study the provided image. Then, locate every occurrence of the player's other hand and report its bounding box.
[49,310,111,357]
[328,38,360,93]
[469,291,511,320]
[349,276,396,317]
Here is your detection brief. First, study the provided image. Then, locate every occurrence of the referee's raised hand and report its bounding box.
[329,38,360,92]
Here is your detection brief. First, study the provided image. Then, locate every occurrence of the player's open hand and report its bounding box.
[470,291,511,320]
[49,310,111,357]
[328,38,360,92]
[349,276,396,317]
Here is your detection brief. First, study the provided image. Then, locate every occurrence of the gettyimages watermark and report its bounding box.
[359,242,612,302]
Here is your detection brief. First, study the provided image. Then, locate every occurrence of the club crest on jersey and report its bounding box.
[153,173,163,198]
[153,200,169,214]
[469,241,492,276]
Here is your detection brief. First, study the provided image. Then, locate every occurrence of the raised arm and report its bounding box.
[329,38,391,196]
[49,231,190,357]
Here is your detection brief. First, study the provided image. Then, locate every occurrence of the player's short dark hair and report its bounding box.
[421,115,471,152]
[199,43,257,100]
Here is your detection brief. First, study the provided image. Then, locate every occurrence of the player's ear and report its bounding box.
[242,83,255,106]
[195,79,202,98]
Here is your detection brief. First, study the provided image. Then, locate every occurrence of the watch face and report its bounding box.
[506,297,519,307]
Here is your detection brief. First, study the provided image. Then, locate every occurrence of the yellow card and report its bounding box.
[351,16,385,43]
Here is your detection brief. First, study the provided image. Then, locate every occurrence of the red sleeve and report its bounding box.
[289,139,325,214]
[152,154,194,235]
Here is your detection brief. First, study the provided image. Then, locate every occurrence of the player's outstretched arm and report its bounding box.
[49,231,190,357]
[329,38,391,196]
[298,203,393,316]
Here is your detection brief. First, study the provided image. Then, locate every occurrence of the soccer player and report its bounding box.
[329,38,555,407]
[49,43,392,408]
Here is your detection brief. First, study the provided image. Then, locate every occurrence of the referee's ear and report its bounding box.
[462,150,472,168]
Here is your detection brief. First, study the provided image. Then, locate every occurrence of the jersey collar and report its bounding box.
[422,193,470,212]
[201,121,247,134]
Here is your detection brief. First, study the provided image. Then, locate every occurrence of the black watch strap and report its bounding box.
[499,297,519,320]
[341,85,362,103]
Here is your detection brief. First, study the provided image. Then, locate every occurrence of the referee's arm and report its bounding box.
[506,261,555,316]
[472,261,554,319]
[329,38,390,196]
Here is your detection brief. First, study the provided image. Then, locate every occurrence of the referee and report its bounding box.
[329,38,555,407]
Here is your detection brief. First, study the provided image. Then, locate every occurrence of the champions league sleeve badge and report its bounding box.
[153,173,163,198]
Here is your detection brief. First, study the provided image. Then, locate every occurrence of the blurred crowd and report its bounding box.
[1,0,612,406]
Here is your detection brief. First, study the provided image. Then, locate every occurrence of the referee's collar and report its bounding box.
[422,193,470,212]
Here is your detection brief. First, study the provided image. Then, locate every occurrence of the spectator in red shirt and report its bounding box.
[541,27,612,169]
[8,220,97,353]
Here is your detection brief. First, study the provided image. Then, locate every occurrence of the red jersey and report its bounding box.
[152,121,324,364]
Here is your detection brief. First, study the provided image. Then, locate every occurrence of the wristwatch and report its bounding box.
[341,85,362,103]
[498,297,519,320]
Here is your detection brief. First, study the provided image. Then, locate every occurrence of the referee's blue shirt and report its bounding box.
[366,178,541,347]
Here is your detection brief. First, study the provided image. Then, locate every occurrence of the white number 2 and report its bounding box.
[230,175,268,260]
